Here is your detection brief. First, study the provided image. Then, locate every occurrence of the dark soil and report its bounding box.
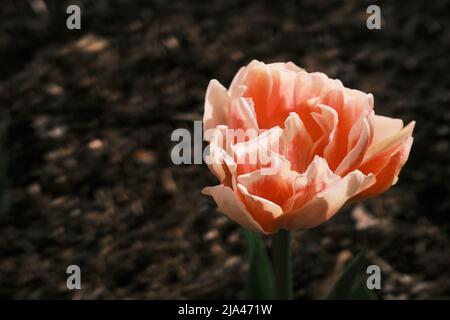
[0,0,449,299]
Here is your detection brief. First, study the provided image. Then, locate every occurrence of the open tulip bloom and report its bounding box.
[202,60,414,299]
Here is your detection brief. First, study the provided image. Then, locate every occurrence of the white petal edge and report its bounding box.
[202,185,266,233]
[284,170,376,229]
[203,80,230,134]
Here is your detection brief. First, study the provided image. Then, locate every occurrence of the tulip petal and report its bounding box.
[320,80,344,114]
[344,88,374,115]
[203,80,230,133]
[292,73,326,142]
[243,62,273,128]
[266,67,296,122]
[232,126,284,176]
[236,156,297,233]
[229,66,247,97]
[268,61,305,73]
[362,121,415,171]
[284,170,376,229]
[205,127,236,187]
[202,184,265,233]
[371,115,404,149]
[229,97,259,130]
[237,185,283,233]
[237,156,295,207]
[334,115,373,176]
[310,104,338,157]
[309,73,331,97]
[280,112,314,173]
[323,89,373,171]
[288,156,340,210]
[355,137,413,199]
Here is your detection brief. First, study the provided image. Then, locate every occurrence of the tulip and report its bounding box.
[202,60,414,298]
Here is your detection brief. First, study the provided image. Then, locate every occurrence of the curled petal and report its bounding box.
[236,158,296,233]
[309,73,331,97]
[266,67,296,121]
[287,156,340,211]
[344,88,374,115]
[203,80,230,134]
[354,121,414,198]
[229,66,247,98]
[310,104,338,157]
[232,126,284,175]
[280,112,313,173]
[320,80,344,114]
[237,156,296,207]
[268,61,306,73]
[242,60,306,129]
[205,127,236,187]
[371,115,404,148]
[229,97,259,130]
[334,114,373,176]
[202,185,265,233]
[356,137,413,199]
[243,62,273,128]
[323,90,373,171]
[237,185,283,233]
[362,121,415,170]
[284,170,376,229]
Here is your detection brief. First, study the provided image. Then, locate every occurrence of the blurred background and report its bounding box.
[0,0,449,299]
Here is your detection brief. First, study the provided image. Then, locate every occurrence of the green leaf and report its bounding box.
[243,229,275,299]
[326,251,378,300]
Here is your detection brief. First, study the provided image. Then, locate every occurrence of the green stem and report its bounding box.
[272,229,293,300]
